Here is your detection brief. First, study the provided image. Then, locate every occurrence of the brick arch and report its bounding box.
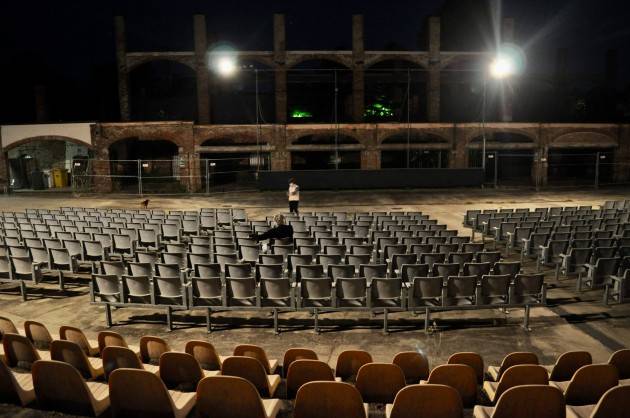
[3,135,93,152]
[126,56,196,72]
[377,130,450,146]
[105,136,183,152]
[549,131,618,148]
[463,128,538,147]
[286,55,353,69]
[287,130,366,147]
[364,55,427,69]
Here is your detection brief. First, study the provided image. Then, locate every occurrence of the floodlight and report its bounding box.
[489,56,515,79]
[215,56,237,77]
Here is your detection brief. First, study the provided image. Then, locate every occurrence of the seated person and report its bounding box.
[251,214,293,243]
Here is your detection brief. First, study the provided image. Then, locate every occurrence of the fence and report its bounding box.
[71,156,270,195]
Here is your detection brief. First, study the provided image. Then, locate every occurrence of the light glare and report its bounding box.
[489,56,515,79]
[216,56,237,77]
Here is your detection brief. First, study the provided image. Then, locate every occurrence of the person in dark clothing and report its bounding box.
[251,214,293,242]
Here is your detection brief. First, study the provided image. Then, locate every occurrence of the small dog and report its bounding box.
[140,199,150,209]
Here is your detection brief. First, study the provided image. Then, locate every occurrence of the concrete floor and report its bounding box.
[0,188,629,417]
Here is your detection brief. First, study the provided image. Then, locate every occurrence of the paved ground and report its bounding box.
[0,188,629,417]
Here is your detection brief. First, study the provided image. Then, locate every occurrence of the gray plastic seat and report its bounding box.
[444,275,476,306]
[336,277,368,308]
[478,274,511,306]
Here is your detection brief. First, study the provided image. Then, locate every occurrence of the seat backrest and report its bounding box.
[286,359,335,398]
[109,368,175,418]
[355,362,406,403]
[392,351,430,383]
[447,352,484,383]
[492,385,565,418]
[32,360,95,416]
[221,356,271,397]
[426,364,477,407]
[301,278,333,300]
[185,340,222,371]
[59,326,93,357]
[196,376,267,418]
[0,316,19,339]
[590,385,630,418]
[102,346,143,380]
[549,351,592,381]
[608,348,630,379]
[336,277,367,300]
[24,320,53,350]
[2,333,41,370]
[139,335,170,365]
[159,352,204,392]
[388,384,463,418]
[564,364,618,405]
[335,349,373,380]
[233,344,271,374]
[412,277,443,299]
[498,352,539,379]
[294,381,366,418]
[371,278,402,300]
[283,348,318,378]
[97,330,129,353]
[50,340,93,379]
[446,276,476,299]
[495,365,549,401]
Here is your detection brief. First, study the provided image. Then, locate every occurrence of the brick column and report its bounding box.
[352,15,365,122]
[271,126,290,171]
[114,16,130,121]
[361,131,379,169]
[427,17,441,122]
[194,15,211,124]
[274,14,287,124]
[452,126,468,168]
[614,124,630,183]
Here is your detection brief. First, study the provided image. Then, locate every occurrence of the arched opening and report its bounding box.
[199,138,270,191]
[468,133,535,185]
[129,60,197,121]
[291,134,360,170]
[380,133,448,168]
[210,60,275,124]
[108,137,180,193]
[364,60,426,122]
[547,133,617,185]
[7,138,90,190]
[441,57,485,122]
[287,60,352,123]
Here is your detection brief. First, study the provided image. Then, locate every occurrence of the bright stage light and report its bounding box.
[489,56,515,79]
[215,56,237,77]
[489,43,526,80]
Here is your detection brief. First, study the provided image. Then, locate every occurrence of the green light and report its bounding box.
[290,108,313,119]
[364,96,394,118]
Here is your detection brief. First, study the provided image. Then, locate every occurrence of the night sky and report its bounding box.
[3,0,630,124]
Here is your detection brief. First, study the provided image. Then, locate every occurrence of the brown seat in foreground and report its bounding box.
[282,348,318,377]
[221,356,281,398]
[422,364,478,408]
[50,340,104,380]
[101,346,159,380]
[0,316,21,339]
[24,320,56,350]
[448,352,484,384]
[335,349,373,382]
[139,335,171,365]
[473,385,565,418]
[109,368,196,418]
[286,359,338,399]
[607,348,630,384]
[2,333,46,371]
[233,344,278,374]
[294,381,368,418]
[550,364,618,406]
[97,330,140,355]
[196,375,281,418]
[393,351,430,384]
[386,384,463,418]
[482,364,549,404]
[487,352,539,381]
[159,351,219,392]
[355,362,406,404]
[184,340,223,371]
[59,325,100,357]
[566,385,630,418]
[544,351,592,381]
[32,360,109,417]
[0,358,35,406]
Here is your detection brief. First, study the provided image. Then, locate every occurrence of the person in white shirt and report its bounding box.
[288,178,300,215]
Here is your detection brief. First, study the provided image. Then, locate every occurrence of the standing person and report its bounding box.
[288,178,300,215]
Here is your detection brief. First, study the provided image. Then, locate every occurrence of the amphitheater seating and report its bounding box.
[0,317,629,417]
[0,207,552,332]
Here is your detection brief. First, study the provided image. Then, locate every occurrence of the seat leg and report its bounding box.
[105,304,113,327]
[576,273,583,293]
[313,308,319,334]
[383,308,389,334]
[206,308,212,333]
[58,271,65,291]
[522,305,531,331]
[554,263,561,281]
[273,309,279,335]
[424,307,431,332]
[20,281,27,302]
[166,306,173,331]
